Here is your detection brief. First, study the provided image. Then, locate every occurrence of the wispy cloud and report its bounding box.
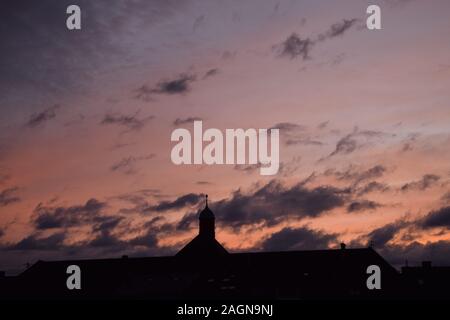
[25,104,59,128]
[277,33,313,60]
[173,117,203,126]
[317,19,358,41]
[365,220,408,247]
[401,174,441,192]
[110,154,156,175]
[421,206,450,229]
[347,200,382,213]
[324,128,393,159]
[270,122,305,132]
[0,187,20,207]
[135,74,196,101]
[203,68,219,79]
[151,193,204,212]
[101,111,154,132]
[327,165,387,185]
[259,226,337,251]
[32,198,107,230]
[209,180,348,231]
[275,18,358,60]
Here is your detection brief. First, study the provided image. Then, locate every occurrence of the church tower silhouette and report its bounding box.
[176,195,228,258]
[199,195,215,238]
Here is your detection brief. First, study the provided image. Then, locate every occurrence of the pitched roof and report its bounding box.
[176,234,228,258]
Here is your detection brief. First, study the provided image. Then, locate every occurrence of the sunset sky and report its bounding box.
[1,0,450,274]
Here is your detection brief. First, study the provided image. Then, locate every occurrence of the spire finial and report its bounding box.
[205,194,208,207]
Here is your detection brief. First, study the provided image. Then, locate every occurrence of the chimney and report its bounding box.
[340,242,346,250]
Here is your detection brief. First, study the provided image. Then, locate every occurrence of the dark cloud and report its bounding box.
[154,74,196,94]
[234,161,300,176]
[151,193,204,212]
[233,164,263,174]
[328,165,387,185]
[317,19,358,41]
[0,0,186,108]
[366,221,408,248]
[401,174,441,192]
[101,111,154,132]
[173,117,203,126]
[331,134,358,156]
[25,105,59,128]
[203,68,219,79]
[128,231,158,248]
[176,211,198,231]
[1,227,171,272]
[87,233,118,249]
[421,206,450,229]
[0,187,20,207]
[277,33,313,60]
[276,18,358,60]
[11,211,167,254]
[212,180,348,230]
[270,122,323,147]
[110,154,155,175]
[10,215,160,253]
[323,165,391,197]
[136,74,196,101]
[285,138,323,146]
[143,216,174,234]
[86,217,173,253]
[260,226,337,251]
[9,232,66,251]
[325,128,391,159]
[347,200,381,213]
[357,181,390,195]
[92,216,124,233]
[1,200,182,270]
[33,198,107,229]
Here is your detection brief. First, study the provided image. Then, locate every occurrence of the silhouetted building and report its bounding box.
[401,261,450,299]
[0,196,448,300]
[176,195,228,259]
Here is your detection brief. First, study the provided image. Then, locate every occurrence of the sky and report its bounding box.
[1,0,450,274]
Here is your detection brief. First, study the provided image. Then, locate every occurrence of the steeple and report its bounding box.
[176,194,228,258]
[199,194,215,238]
